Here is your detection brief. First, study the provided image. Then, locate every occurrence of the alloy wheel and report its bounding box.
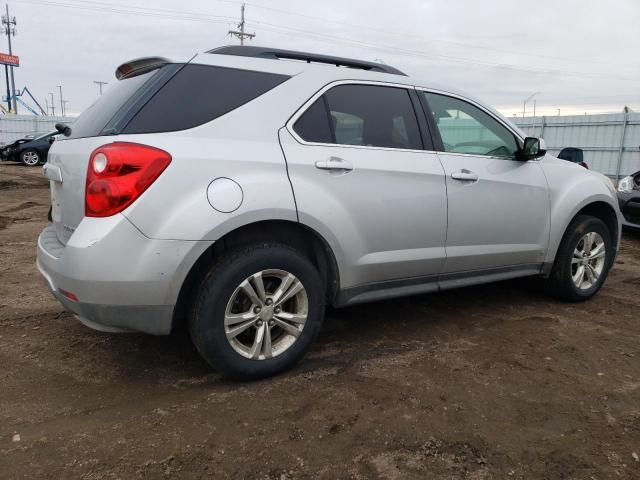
[571,232,606,290]
[224,269,308,360]
[22,151,40,166]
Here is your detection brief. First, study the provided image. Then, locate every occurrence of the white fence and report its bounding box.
[0,114,74,145]
[2,111,639,178]
[512,109,640,178]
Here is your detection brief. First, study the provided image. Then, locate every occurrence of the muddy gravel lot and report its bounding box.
[0,162,639,479]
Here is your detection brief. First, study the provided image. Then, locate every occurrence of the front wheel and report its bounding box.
[545,215,614,301]
[189,244,325,380]
[20,149,41,166]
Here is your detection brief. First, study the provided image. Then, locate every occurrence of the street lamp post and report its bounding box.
[49,92,55,116]
[522,92,541,118]
[57,85,64,117]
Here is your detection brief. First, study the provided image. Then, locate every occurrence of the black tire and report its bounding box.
[189,243,325,380]
[20,149,41,166]
[545,215,613,301]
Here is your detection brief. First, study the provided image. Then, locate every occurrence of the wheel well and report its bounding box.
[576,201,619,246]
[172,220,339,332]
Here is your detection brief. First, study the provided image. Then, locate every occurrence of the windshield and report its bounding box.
[34,131,56,141]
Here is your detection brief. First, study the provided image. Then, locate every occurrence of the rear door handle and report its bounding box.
[315,156,353,172]
[451,170,478,182]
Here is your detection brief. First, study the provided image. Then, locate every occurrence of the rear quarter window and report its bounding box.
[122,65,290,134]
[65,68,159,140]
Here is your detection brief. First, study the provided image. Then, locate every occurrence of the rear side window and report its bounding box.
[293,98,333,144]
[293,84,423,150]
[122,65,289,134]
[66,68,160,140]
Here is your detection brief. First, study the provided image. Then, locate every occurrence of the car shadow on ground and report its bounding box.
[55,276,549,385]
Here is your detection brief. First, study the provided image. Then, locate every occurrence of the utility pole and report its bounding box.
[228,3,255,45]
[2,4,17,113]
[44,97,48,116]
[57,85,64,116]
[62,99,69,116]
[49,92,55,116]
[93,80,108,96]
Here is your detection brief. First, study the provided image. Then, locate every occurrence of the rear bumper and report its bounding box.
[37,216,210,335]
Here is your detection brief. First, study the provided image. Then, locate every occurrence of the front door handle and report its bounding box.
[451,170,479,182]
[315,156,353,172]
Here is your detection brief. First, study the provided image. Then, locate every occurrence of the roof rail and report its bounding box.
[207,45,406,76]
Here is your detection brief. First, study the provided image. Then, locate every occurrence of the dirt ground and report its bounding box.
[0,162,639,479]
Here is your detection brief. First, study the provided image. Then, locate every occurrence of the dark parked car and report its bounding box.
[1,131,57,166]
[617,170,640,231]
[558,147,589,169]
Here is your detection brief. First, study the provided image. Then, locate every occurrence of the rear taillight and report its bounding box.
[85,142,171,217]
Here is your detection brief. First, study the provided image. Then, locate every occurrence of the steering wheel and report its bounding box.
[486,146,512,157]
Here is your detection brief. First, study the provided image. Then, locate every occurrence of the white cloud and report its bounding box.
[9,0,640,116]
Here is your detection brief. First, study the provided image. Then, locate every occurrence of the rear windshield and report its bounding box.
[65,64,289,139]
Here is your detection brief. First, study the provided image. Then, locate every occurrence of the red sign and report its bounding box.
[0,53,19,67]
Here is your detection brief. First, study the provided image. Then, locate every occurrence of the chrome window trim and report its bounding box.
[285,79,428,154]
[286,80,526,159]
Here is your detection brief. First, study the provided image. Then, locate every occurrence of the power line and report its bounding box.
[38,0,638,71]
[249,21,639,83]
[228,3,254,45]
[244,1,638,71]
[19,0,237,25]
[17,0,640,83]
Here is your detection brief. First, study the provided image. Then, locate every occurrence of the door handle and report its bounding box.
[315,156,353,172]
[451,170,478,182]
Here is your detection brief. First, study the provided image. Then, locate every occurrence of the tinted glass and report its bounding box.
[325,85,422,150]
[66,68,159,140]
[324,85,422,149]
[422,92,518,158]
[123,65,289,134]
[293,97,332,143]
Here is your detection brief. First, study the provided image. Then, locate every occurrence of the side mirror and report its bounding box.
[520,137,546,160]
[55,123,71,137]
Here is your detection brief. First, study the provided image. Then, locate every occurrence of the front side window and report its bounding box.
[422,92,518,158]
[293,84,422,150]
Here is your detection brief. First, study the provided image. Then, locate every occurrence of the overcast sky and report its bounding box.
[8,0,640,117]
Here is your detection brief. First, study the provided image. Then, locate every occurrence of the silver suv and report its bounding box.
[38,46,621,379]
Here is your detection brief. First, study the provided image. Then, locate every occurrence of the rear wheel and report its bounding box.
[545,215,613,301]
[189,243,325,380]
[20,149,41,166]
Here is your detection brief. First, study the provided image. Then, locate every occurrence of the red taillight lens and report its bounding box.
[85,142,171,217]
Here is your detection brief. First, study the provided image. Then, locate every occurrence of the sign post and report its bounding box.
[0,53,19,113]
